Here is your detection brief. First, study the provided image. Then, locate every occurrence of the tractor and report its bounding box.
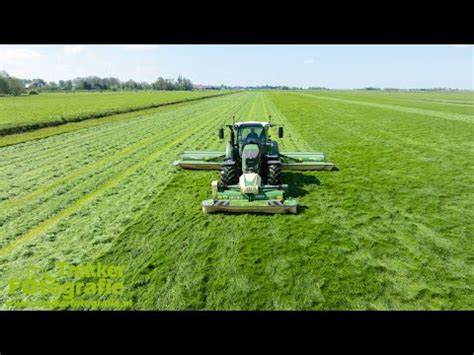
[173,119,337,213]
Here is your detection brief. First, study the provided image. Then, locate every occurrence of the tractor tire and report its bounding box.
[221,165,238,185]
[267,164,282,185]
[260,164,268,184]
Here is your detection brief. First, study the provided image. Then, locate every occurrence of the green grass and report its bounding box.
[0,90,229,135]
[0,91,472,310]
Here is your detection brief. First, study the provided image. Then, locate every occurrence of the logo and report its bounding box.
[6,261,132,309]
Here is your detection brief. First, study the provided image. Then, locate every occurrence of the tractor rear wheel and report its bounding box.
[221,165,238,185]
[267,164,282,185]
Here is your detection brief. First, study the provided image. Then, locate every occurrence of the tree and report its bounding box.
[123,79,139,90]
[108,77,120,90]
[30,78,46,89]
[141,82,151,90]
[47,81,59,90]
[0,70,9,95]
[176,75,184,90]
[7,77,25,96]
[0,76,9,95]
[153,77,167,90]
[174,75,193,90]
[0,71,27,95]
[72,78,85,90]
[184,79,193,90]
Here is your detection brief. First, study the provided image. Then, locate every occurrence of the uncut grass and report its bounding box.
[97,91,472,310]
[0,99,206,148]
[0,90,227,134]
[295,92,473,124]
[306,90,474,115]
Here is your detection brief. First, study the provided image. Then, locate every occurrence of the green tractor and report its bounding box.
[173,119,337,214]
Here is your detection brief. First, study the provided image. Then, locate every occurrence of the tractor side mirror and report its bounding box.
[278,126,284,138]
[218,127,224,139]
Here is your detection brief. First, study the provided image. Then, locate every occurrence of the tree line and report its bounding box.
[0,71,195,96]
[66,75,193,91]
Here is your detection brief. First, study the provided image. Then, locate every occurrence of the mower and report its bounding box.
[173,118,337,214]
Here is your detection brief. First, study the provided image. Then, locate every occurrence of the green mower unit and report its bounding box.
[173,119,337,214]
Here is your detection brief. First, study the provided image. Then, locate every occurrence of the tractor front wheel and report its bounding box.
[267,164,282,185]
[221,165,239,185]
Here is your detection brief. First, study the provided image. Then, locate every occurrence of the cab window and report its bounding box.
[238,126,265,143]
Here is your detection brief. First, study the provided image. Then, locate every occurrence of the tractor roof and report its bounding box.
[234,121,270,127]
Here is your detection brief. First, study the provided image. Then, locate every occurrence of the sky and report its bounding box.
[0,45,472,89]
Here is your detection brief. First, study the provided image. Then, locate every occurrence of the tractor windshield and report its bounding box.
[238,125,266,145]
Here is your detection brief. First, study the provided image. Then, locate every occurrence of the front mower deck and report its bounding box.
[201,198,297,214]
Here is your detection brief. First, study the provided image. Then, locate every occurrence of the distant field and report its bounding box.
[0,90,227,134]
[0,90,472,310]
[303,90,474,118]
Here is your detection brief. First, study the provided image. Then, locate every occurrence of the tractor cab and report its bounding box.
[236,122,267,147]
[235,122,269,158]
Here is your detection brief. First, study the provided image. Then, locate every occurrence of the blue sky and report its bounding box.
[0,45,472,89]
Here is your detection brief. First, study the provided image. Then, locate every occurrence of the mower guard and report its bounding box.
[173,150,224,170]
[280,151,338,171]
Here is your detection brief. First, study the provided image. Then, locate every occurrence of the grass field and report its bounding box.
[0,90,226,135]
[0,90,472,309]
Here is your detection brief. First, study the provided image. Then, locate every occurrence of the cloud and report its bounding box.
[451,45,471,48]
[61,45,159,55]
[304,58,316,64]
[0,47,44,61]
[115,45,160,51]
[63,45,88,53]
[55,63,71,70]
[0,47,44,67]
